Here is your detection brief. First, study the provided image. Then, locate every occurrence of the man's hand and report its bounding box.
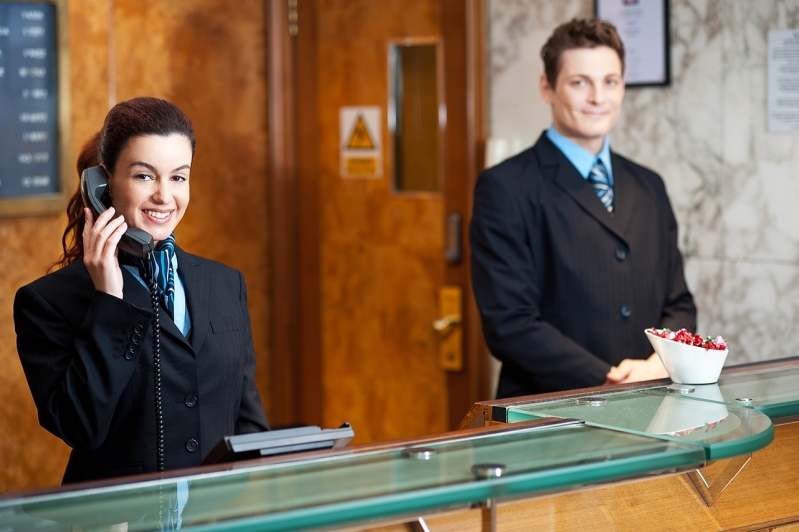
[605,353,668,384]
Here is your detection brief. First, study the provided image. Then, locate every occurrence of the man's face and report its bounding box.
[539,46,625,154]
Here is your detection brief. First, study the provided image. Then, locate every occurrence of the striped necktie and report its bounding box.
[123,234,176,319]
[588,159,614,212]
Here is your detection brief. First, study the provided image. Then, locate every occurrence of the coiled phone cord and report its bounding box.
[150,276,166,530]
[150,276,165,472]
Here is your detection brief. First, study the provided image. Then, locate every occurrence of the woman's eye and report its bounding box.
[134,173,153,181]
[172,174,187,182]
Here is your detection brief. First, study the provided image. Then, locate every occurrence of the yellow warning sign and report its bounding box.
[345,156,378,175]
[346,115,376,150]
[340,106,381,178]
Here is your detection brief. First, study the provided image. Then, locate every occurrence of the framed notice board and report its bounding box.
[595,0,670,87]
[0,0,70,217]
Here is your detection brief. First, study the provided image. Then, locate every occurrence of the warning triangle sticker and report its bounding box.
[346,115,376,150]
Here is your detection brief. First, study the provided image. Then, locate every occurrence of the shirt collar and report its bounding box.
[546,126,614,185]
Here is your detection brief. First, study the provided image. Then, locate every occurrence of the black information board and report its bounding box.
[0,1,62,204]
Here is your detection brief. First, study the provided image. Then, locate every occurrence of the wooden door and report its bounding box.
[268,0,487,443]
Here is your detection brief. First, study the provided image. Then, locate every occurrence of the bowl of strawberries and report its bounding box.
[645,328,729,384]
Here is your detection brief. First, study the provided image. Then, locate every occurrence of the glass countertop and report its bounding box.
[507,391,774,461]
[646,366,799,419]
[0,420,705,532]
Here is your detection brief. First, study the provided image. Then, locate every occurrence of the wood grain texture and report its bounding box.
[0,0,271,493]
[0,0,110,493]
[314,0,449,442]
[361,422,799,531]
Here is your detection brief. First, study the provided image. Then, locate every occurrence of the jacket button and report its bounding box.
[132,333,142,342]
[620,306,632,318]
[184,394,198,408]
[615,249,627,261]
[128,342,138,351]
[124,352,133,360]
[186,439,199,452]
[134,324,144,334]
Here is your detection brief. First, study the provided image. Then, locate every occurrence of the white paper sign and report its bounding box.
[597,0,668,86]
[768,29,799,133]
[340,106,382,178]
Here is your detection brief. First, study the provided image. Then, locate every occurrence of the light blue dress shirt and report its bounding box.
[546,126,614,186]
[122,253,191,336]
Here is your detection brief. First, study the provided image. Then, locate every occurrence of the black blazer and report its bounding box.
[470,133,696,398]
[14,247,269,483]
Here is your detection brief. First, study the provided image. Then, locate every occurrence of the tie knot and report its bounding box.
[590,159,609,183]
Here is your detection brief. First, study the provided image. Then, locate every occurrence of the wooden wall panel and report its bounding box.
[0,0,110,493]
[0,0,270,493]
[314,0,449,442]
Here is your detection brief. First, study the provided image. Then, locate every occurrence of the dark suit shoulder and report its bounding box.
[176,250,242,276]
[483,144,539,177]
[17,260,93,304]
[612,152,669,197]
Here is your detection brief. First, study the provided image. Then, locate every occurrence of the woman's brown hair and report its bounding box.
[52,97,195,270]
[540,18,625,89]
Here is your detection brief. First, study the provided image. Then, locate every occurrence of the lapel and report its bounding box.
[536,134,634,246]
[176,247,211,355]
[121,258,193,352]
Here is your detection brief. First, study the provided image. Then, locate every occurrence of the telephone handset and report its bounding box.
[80,166,155,259]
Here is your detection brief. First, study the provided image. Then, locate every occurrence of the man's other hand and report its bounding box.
[604,353,668,384]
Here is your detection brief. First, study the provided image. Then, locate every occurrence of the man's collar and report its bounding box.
[545,126,613,184]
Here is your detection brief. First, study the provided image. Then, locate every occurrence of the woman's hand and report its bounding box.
[82,207,127,299]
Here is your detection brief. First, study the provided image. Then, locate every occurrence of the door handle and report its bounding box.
[433,314,462,332]
[435,286,463,372]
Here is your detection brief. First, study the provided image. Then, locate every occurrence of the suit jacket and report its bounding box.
[470,133,696,398]
[14,247,269,484]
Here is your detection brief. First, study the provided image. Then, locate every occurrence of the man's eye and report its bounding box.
[572,80,586,87]
[607,79,618,86]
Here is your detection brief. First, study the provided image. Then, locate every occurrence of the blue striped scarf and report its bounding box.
[123,233,176,319]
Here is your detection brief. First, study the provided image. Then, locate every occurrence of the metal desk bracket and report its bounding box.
[687,453,751,506]
[408,517,431,532]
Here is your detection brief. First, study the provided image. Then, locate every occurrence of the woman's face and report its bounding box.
[107,134,192,244]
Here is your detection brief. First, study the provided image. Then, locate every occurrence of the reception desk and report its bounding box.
[1,359,798,531]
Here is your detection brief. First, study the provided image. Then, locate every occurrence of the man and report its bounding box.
[470,18,696,398]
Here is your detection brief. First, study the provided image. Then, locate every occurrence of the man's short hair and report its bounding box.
[540,18,625,88]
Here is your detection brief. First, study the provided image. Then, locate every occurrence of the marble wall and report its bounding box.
[488,0,799,365]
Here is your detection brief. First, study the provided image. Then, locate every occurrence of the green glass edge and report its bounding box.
[507,409,774,461]
[186,445,705,532]
[755,402,799,420]
[639,389,799,421]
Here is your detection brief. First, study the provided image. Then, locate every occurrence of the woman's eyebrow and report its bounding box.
[128,161,157,172]
[127,162,191,173]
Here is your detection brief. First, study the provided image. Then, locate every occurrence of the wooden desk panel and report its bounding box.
[366,421,799,532]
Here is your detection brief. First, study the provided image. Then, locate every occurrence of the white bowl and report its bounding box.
[645,330,729,384]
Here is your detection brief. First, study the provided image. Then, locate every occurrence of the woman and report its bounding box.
[14,97,269,484]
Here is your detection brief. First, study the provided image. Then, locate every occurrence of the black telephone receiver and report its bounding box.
[80,166,155,259]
